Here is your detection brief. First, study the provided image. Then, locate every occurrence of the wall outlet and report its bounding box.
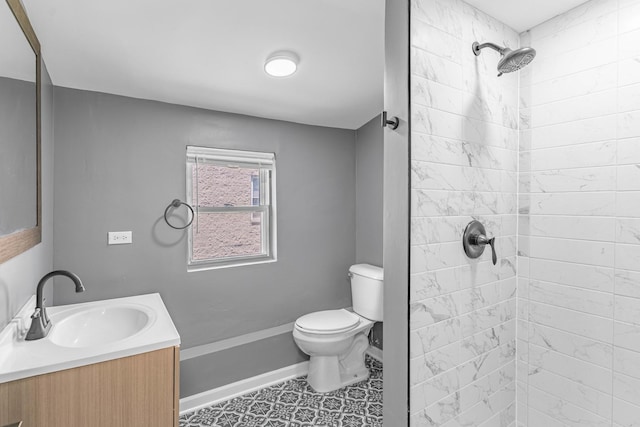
[108,231,132,245]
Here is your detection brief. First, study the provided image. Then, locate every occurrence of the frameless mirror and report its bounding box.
[0,0,41,264]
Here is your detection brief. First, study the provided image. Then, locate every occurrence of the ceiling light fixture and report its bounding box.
[264,51,299,77]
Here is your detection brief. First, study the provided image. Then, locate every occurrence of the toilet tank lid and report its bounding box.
[349,264,383,280]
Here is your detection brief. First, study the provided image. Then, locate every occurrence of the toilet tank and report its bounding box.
[349,264,383,321]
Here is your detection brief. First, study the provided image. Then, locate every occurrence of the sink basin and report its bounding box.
[49,305,153,348]
[0,293,179,384]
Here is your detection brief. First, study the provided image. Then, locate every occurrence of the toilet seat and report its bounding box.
[295,309,360,335]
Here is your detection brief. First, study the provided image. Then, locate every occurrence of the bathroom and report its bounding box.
[1,0,640,426]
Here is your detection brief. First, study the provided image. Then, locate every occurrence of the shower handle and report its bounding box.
[471,234,497,265]
[462,220,497,265]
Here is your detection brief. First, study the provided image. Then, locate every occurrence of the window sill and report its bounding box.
[187,257,277,272]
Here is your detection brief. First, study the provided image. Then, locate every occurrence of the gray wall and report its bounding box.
[0,60,54,329]
[52,87,356,351]
[355,114,383,266]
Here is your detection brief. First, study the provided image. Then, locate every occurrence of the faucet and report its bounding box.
[26,270,85,341]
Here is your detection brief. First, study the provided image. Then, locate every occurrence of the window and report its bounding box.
[186,146,276,270]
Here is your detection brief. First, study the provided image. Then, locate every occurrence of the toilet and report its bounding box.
[293,263,383,393]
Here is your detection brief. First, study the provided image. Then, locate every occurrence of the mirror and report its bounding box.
[0,0,41,264]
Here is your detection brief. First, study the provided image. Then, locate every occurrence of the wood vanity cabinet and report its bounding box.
[0,346,180,427]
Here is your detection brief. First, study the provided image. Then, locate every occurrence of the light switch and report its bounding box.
[108,231,132,245]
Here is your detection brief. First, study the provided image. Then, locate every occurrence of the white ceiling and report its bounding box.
[21,0,385,130]
[18,0,590,130]
[465,0,591,33]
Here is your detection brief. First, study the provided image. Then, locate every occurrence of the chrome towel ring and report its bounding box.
[164,199,194,230]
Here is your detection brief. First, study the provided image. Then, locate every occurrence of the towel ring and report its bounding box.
[164,199,194,230]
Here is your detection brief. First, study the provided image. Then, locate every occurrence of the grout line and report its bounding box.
[521,111,619,130]
[409,349,516,390]
[521,55,619,88]
[411,285,517,306]
[515,137,618,150]
[411,367,517,418]
[528,279,617,297]
[515,235,616,245]
[526,318,613,345]
[528,298,617,324]
[522,87,617,110]
[477,401,517,427]
[528,342,612,372]
[410,308,517,341]
[526,381,610,421]
[526,235,617,244]
[525,256,615,268]
[521,164,619,172]
[528,11,617,46]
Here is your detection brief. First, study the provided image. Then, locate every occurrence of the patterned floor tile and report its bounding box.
[180,357,383,427]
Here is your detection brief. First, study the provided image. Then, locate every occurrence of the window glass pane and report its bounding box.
[251,174,260,206]
[192,212,264,261]
[192,164,260,208]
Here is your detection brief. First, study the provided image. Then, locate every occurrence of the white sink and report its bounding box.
[0,293,180,384]
[49,305,154,348]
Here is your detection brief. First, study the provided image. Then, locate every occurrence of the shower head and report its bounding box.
[472,41,536,77]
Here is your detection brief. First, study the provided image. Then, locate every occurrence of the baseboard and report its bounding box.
[366,345,383,362]
[179,360,309,414]
[180,322,295,361]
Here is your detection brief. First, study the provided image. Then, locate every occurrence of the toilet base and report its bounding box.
[306,333,370,393]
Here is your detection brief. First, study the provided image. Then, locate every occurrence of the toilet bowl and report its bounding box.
[293,309,374,392]
[293,263,383,393]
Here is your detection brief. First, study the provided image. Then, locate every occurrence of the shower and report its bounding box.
[472,41,536,76]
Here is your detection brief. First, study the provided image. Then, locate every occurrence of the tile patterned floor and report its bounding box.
[180,357,383,427]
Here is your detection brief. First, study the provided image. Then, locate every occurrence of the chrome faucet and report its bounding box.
[26,270,85,341]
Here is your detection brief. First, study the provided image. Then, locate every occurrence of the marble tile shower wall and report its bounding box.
[409,0,519,425]
[517,0,640,426]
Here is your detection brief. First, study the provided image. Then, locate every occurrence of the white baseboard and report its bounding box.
[179,361,309,415]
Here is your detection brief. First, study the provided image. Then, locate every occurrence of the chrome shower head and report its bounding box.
[472,41,536,77]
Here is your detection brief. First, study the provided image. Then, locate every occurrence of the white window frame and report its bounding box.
[186,146,277,271]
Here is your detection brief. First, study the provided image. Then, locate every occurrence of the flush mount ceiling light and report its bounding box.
[264,51,299,77]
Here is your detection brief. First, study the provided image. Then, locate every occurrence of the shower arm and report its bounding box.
[472,42,506,56]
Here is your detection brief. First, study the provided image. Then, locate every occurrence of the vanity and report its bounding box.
[0,294,181,427]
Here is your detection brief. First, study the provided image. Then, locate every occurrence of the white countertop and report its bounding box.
[0,293,180,383]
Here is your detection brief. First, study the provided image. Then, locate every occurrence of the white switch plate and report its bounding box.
[108,231,132,245]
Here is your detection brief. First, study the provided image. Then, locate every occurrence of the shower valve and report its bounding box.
[462,220,497,265]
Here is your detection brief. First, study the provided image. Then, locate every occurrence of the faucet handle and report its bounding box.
[463,220,498,265]
[31,308,41,319]
[486,237,497,265]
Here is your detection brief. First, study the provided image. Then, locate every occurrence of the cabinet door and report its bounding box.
[0,347,178,427]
